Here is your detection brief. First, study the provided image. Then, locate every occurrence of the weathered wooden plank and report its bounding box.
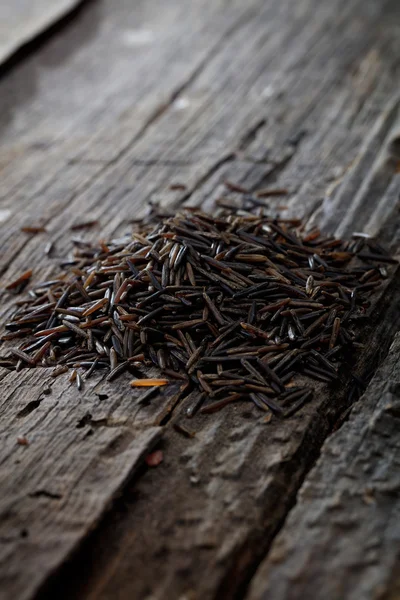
[247,332,400,600]
[0,372,162,600]
[0,0,85,65]
[0,0,399,598]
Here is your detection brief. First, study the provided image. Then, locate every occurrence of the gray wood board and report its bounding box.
[0,0,85,65]
[0,0,398,598]
[247,332,400,600]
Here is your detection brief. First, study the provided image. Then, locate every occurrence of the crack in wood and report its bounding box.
[76,413,129,429]
[17,399,42,419]
[28,490,62,500]
[237,119,267,152]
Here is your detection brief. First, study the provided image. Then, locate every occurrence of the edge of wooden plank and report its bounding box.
[0,0,87,68]
[246,332,400,600]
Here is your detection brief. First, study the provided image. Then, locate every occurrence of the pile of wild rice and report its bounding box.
[1,206,395,418]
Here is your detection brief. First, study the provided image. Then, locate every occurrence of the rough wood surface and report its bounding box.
[0,0,85,65]
[247,332,400,600]
[0,372,161,600]
[0,0,399,599]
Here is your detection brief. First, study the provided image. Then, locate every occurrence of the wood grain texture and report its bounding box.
[247,332,400,600]
[0,0,85,65]
[0,0,399,598]
[0,369,162,600]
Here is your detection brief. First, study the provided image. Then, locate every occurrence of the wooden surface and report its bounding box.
[0,0,399,599]
[0,0,85,66]
[248,332,400,600]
